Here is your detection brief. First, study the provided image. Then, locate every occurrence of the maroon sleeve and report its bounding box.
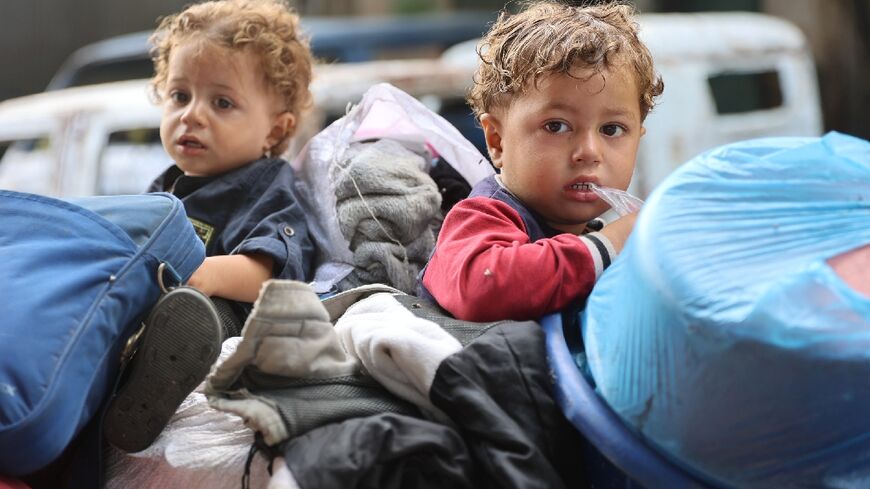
[422,197,598,322]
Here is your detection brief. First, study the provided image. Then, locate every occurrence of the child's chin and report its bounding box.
[177,164,213,177]
[178,166,204,177]
[581,204,611,221]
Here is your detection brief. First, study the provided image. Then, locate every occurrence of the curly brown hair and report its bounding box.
[149,0,313,155]
[469,1,663,121]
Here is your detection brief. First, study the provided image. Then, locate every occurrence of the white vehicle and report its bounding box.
[443,11,823,198]
[0,12,822,200]
[0,59,476,197]
[0,80,168,197]
[632,12,822,197]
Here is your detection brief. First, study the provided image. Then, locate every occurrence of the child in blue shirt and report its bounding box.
[104,0,316,452]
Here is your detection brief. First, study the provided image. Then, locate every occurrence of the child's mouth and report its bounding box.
[178,134,206,150]
[569,183,594,191]
[566,181,601,203]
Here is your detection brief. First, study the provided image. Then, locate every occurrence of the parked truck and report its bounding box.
[0,12,822,199]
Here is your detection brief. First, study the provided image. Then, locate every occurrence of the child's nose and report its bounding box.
[572,132,603,165]
[180,100,205,126]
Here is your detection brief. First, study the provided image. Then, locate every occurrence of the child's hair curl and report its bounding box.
[469,1,664,121]
[150,0,313,155]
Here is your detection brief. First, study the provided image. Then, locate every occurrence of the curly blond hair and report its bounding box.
[469,1,663,121]
[150,0,313,155]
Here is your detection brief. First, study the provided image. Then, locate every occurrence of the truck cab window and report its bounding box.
[708,70,784,114]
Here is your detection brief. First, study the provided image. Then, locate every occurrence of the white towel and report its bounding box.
[334,292,461,420]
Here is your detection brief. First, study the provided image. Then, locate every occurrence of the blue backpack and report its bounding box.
[0,190,204,476]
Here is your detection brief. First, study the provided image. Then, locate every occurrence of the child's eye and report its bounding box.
[544,121,569,134]
[214,97,234,110]
[601,124,626,137]
[169,91,189,104]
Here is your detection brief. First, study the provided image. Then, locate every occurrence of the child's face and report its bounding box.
[159,39,293,177]
[481,67,644,234]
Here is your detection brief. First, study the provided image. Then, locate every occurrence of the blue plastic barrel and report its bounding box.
[541,313,725,489]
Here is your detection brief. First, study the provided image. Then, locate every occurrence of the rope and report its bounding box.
[329,102,411,268]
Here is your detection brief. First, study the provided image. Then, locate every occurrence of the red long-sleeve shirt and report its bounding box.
[421,196,612,322]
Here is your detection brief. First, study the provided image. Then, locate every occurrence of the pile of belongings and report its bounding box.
[582,132,870,489]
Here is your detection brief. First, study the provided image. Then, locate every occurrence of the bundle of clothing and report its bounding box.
[106,280,586,489]
[583,132,870,489]
[289,83,492,297]
[333,139,442,293]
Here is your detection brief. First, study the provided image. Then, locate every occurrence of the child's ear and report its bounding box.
[640,126,647,138]
[480,113,504,169]
[265,111,296,150]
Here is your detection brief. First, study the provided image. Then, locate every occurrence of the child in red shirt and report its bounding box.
[420,1,663,322]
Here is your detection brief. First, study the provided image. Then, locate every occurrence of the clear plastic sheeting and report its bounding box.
[582,132,870,489]
[588,184,644,217]
[289,83,493,294]
[105,338,275,489]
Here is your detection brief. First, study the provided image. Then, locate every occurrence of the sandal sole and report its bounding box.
[104,287,221,452]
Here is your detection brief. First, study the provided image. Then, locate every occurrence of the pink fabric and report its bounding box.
[828,243,870,297]
[423,197,597,322]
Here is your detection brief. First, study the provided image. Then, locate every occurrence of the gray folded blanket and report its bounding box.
[339,233,435,293]
[333,139,441,293]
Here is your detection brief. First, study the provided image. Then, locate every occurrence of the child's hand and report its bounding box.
[186,254,273,302]
[186,257,221,297]
[599,211,638,254]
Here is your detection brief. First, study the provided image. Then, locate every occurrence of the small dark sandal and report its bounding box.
[104,286,222,453]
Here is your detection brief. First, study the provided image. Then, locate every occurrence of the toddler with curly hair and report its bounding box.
[420,1,664,322]
[105,0,316,452]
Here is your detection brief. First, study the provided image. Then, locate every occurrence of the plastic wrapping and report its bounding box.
[105,338,274,489]
[582,132,870,489]
[589,184,644,217]
[289,83,493,294]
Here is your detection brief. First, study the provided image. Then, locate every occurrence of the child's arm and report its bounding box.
[422,197,610,322]
[599,212,638,253]
[187,253,274,303]
[185,161,314,302]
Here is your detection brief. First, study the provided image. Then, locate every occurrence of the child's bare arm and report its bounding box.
[187,253,274,302]
[598,212,638,254]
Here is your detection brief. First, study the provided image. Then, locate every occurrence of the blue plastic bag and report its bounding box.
[582,132,870,489]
